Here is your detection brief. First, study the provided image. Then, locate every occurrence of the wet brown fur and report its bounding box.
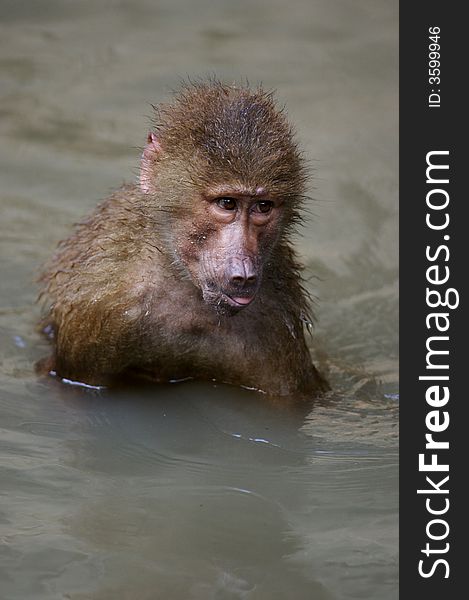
[38,80,328,397]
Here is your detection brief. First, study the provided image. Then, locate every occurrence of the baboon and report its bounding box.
[38,80,328,398]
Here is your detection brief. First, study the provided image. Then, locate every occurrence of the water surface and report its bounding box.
[0,1,398,598]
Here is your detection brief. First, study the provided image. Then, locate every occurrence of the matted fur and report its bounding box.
[38,80,327,398]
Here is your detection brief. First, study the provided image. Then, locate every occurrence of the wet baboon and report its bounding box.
[38,80,328,398]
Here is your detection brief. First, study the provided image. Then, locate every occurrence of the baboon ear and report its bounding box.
[140,132,162,193]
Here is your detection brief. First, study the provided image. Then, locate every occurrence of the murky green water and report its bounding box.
[0,1,398,598]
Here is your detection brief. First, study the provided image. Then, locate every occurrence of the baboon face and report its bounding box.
[139,83,305,316]
[173,186,285,315]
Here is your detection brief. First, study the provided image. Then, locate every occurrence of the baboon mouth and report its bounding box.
[202,286,257,313]
[224,294,255,308]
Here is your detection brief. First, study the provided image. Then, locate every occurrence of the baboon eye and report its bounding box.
[253,201,274,214]
[216,197,237,211]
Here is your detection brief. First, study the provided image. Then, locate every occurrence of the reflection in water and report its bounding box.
[61,386,334,599]
[0,380,396,599]
[0,0,397,598]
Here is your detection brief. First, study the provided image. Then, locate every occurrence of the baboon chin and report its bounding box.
[38,79,329,399]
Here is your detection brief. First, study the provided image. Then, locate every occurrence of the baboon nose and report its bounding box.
[228,257,257,286]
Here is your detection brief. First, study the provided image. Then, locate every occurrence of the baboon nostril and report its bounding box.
[228,257,257,286]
